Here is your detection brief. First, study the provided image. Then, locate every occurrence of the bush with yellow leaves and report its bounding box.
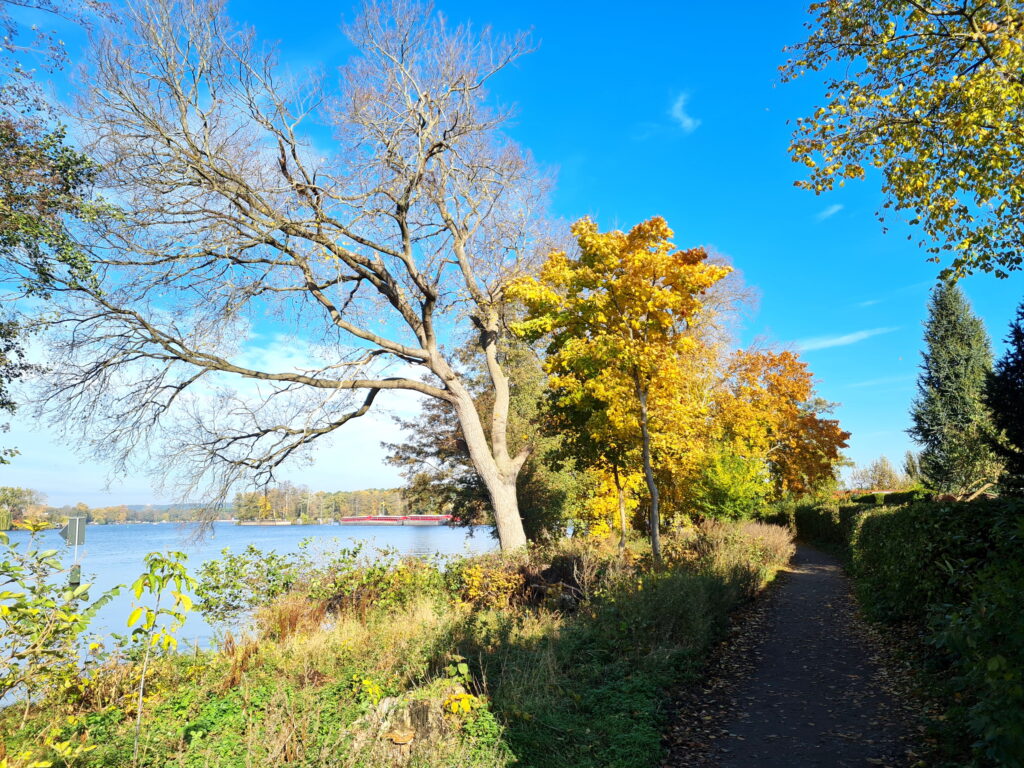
[455,555,526,609]
[1,716,96,768]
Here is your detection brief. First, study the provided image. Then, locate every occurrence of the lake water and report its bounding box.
[5,522,496,647]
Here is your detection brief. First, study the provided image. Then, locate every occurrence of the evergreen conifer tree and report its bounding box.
[985,299,1024,495]
[909,282,1001,495]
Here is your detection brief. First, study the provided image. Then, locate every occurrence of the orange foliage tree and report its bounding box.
[713,349,850,498]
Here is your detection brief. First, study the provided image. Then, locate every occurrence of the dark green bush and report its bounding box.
[848,489,932,506]
[792,502,861,546]
[878,488,933,506]
[760,498,796,531]
[931,558,1024,767]
[850,492,880,504]
[851,500,1020,624]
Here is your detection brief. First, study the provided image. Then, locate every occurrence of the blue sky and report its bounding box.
[3,0,1022,506]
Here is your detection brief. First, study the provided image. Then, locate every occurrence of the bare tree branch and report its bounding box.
[5,0,553,549]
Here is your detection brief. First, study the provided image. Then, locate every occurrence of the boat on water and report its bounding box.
[337,515,452,526]
[236,519,294,526]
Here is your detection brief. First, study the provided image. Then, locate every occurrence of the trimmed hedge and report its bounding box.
[848,489,933,506]
[795,498,1024,767]
[851,500,1019,624]
[791,503,861,547]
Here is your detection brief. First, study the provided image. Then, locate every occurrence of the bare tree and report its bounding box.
[7,0,553,549]
[849,456,906,492]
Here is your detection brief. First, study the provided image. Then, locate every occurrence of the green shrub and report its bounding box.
[792,502,861,546]
[878,488,933,505]
[931,558,1024,767]
[851,499,1020,624]
[195,544,301,624]
[195,541,452,626]
[848,489,932,506]
[850,492,886,504]
[760,497,796,531]
[0,528,121,705]
[688,447,770,521]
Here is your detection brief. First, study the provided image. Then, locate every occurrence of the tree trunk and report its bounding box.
[487,474,527,550]
[636,386,661,564]
[449,385,528,550]
[612,463,627,553]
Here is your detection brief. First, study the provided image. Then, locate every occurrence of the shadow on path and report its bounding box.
[663,545,915,767]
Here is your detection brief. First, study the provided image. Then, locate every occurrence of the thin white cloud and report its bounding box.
[631,121,662,142]
[849,374,915,389]
[668,93,700,133]
[816,204,844,221]
[854,280,934,310]
[797,326,899,352]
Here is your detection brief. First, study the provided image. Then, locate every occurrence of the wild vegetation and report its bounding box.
[0,520,794,768]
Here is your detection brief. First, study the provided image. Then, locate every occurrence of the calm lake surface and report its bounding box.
[7,522,497,647]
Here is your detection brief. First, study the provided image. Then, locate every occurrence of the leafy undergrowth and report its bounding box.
[1,520,793,768]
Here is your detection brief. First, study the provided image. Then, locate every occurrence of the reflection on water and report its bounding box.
[4,522,496,646]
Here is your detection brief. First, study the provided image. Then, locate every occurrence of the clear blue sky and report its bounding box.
[3,0,1021,506]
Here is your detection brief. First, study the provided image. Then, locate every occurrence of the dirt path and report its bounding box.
[662,545,917,767]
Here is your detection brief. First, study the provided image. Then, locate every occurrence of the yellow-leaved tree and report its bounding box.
[784,0,1024,278]
[511,217,730,562]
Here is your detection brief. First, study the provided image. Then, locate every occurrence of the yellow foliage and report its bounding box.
[443,692,481,715]
[460,562,524,608]
[575,469,643,534]
[349,674,384,704]
[1,718,97,768]
[510,215,849,526]
[13,518,51,534]
[509,217,731,528]
[784,1,1024,277]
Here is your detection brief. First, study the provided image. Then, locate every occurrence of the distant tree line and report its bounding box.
[0,487,205,529]
[231,484,407,522]
[1,483,412,529]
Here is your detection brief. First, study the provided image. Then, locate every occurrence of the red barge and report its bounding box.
[336,515,452,526]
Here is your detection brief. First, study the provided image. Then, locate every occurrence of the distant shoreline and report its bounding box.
[3,516,456,532]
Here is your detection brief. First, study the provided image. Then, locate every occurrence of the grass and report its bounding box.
[0,520,794,768]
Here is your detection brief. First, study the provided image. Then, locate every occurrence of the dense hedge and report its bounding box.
[848,489,933,506]
[791,502,861,546]
[794,498,1024,767]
